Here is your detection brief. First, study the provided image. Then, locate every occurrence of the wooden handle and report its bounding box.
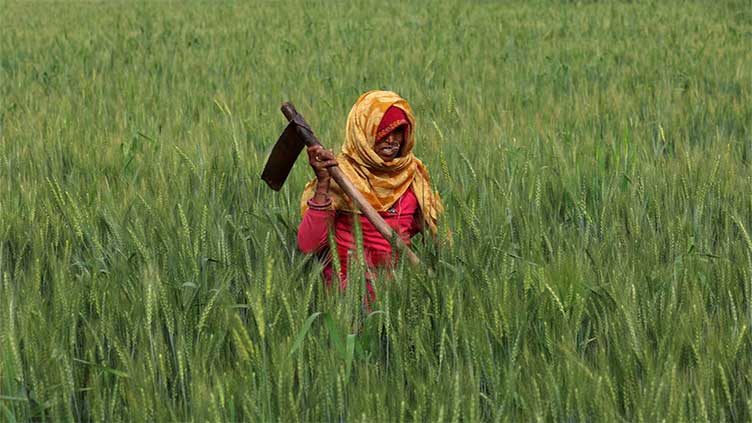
[327,167,421,266]
[281,102,421,266]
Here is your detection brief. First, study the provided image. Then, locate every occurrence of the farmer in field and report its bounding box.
[297,90,444,300]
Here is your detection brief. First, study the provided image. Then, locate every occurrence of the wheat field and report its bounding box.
[1,0,751,421]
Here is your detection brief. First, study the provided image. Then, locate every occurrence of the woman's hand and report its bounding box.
[306,145,338,203]
[307,145,337,182]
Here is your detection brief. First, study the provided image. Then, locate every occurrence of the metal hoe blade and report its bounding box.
[261,121,306,191]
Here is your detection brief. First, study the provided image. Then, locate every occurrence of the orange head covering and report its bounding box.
[300,90,444,236]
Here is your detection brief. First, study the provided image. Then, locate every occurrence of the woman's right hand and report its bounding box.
[306,145,338,183]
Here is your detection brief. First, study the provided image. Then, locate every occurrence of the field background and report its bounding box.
[1,0,751,421]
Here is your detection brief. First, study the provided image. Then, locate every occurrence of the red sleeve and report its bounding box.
[409,210,424,237]
[402,189,424,238]
[297,209,335,253]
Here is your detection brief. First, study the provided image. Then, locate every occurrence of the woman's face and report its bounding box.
[374,127,405,161]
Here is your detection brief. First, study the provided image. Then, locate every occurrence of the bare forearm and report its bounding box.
[312,178,330,204]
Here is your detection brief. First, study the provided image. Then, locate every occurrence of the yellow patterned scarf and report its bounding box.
[300,90,444,236]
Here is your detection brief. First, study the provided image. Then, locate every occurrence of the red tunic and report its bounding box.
[297,189,423,298]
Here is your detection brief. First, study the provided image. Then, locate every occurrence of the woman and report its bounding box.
[297,90,444,300]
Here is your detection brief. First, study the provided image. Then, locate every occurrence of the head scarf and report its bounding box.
[300,90,444,236]
[376,106,410,142]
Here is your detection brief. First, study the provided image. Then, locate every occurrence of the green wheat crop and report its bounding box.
[1,0,751,421]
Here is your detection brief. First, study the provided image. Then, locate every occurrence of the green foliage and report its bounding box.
[1,0,751,420]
